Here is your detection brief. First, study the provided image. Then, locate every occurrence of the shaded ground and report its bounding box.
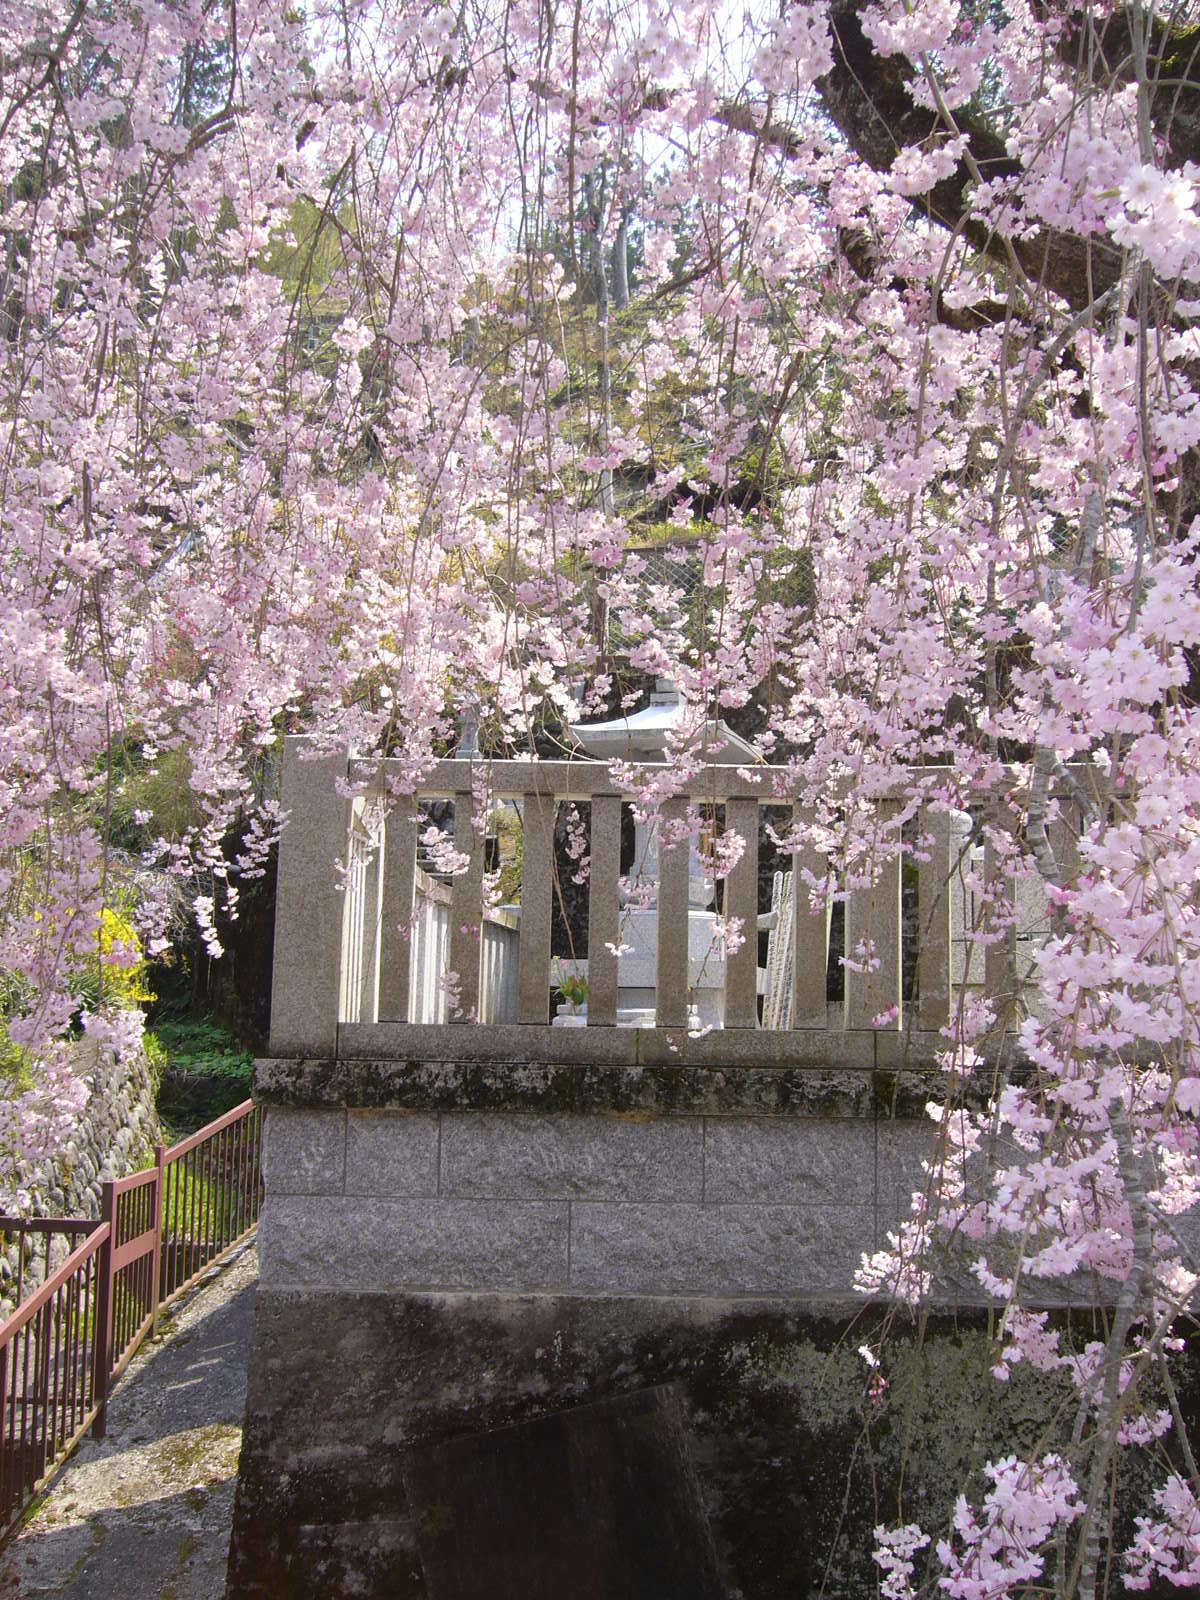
[0,1242,257,1600]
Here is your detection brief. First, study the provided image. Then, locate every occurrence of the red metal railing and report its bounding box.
[0,1097,263,1537]
[159,1099,264,1304]
[0,1219,98,1320]
[0,1227,106,1525]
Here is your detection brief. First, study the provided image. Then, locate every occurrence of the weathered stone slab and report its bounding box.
[268,739,350,1058]
[254,1057,884,1118]
[262,1107,346,1196]
[569,1202,871,1295]
[876,1119,934,1229]
[704,1118,875,1205]
[346,1110,439,1197]
[440,1112,703,1201]
[258,1195,569,1291]
[1172,1207,1200,1268]
[338,1020,889,1070]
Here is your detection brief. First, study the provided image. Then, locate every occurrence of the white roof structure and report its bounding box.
[569,680,760,766]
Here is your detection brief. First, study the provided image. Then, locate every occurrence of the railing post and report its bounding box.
[91,1183,115,1440]
[379,794,418,1022]
[656,798,690,1028]
[150,1145,165,1339]
[269,736,352,1058]
[843,807,902,1031]
[723,797,759,1029]
[516,792,555,1025]
[983,831,1017,1012]
[917,807,952,1031]
[448,789,486,1021]
[339,817,365,1027]
[791,814,830,1028]
[33,1301,51,1481]
[14,1221,25,1310]
[360,807,385,1027]
[586,795,621,1026]
[0,1339,9,1520]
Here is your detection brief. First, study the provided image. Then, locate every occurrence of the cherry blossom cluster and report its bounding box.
[2,0,1200,1586]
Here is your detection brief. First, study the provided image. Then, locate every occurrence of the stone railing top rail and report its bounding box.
[345,754,951,802]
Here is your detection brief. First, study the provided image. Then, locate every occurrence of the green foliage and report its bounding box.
[0,958,34,1090]
[551,959,588,1006]
[160,1121,253,1246]
[149,1014,253,1141]
[0,899,154,1047]
[148,1015,253,1085]
[104,745,202,850]
[495,810,523,905]
[142,1028,166,1081]
[261,196,348,297]
[162,1155,220,1237]
[0,1026,34,1095]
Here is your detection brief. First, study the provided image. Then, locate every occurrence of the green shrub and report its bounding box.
[147,1016,253,1080]
[70,907,155,1012]
[148,1015,253,1141]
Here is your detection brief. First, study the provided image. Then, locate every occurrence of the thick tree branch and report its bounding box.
[817,1,1123,311]
[1054,5,1200,168]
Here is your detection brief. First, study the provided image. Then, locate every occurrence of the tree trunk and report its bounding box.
[612,208,629,311]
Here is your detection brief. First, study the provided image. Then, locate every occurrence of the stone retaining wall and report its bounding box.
[1,1036,161,1306]
[47,1037,160,1218]
[226,1062,932,1598]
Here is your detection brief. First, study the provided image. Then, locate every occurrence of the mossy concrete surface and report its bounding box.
[0,1243,257,1600]
[228,1287,1200,1599]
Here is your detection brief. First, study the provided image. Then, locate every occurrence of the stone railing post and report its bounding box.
[917,806,952,1031]
[843,806,902,1031]
[269,736,351,1058]
[91,1181,116,1440]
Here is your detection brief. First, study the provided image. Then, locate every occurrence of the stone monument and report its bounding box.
[570,679,759,1026]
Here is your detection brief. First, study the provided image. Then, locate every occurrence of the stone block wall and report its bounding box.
[231,1058,1174,1599]
[0,1036,161,1310]
[257,1103,930,1300]
[59,1036,162,1212]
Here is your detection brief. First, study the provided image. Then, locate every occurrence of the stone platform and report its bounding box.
[225,1058,1138,1599]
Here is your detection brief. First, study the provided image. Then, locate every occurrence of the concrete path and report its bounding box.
[0,1242,257,1600]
